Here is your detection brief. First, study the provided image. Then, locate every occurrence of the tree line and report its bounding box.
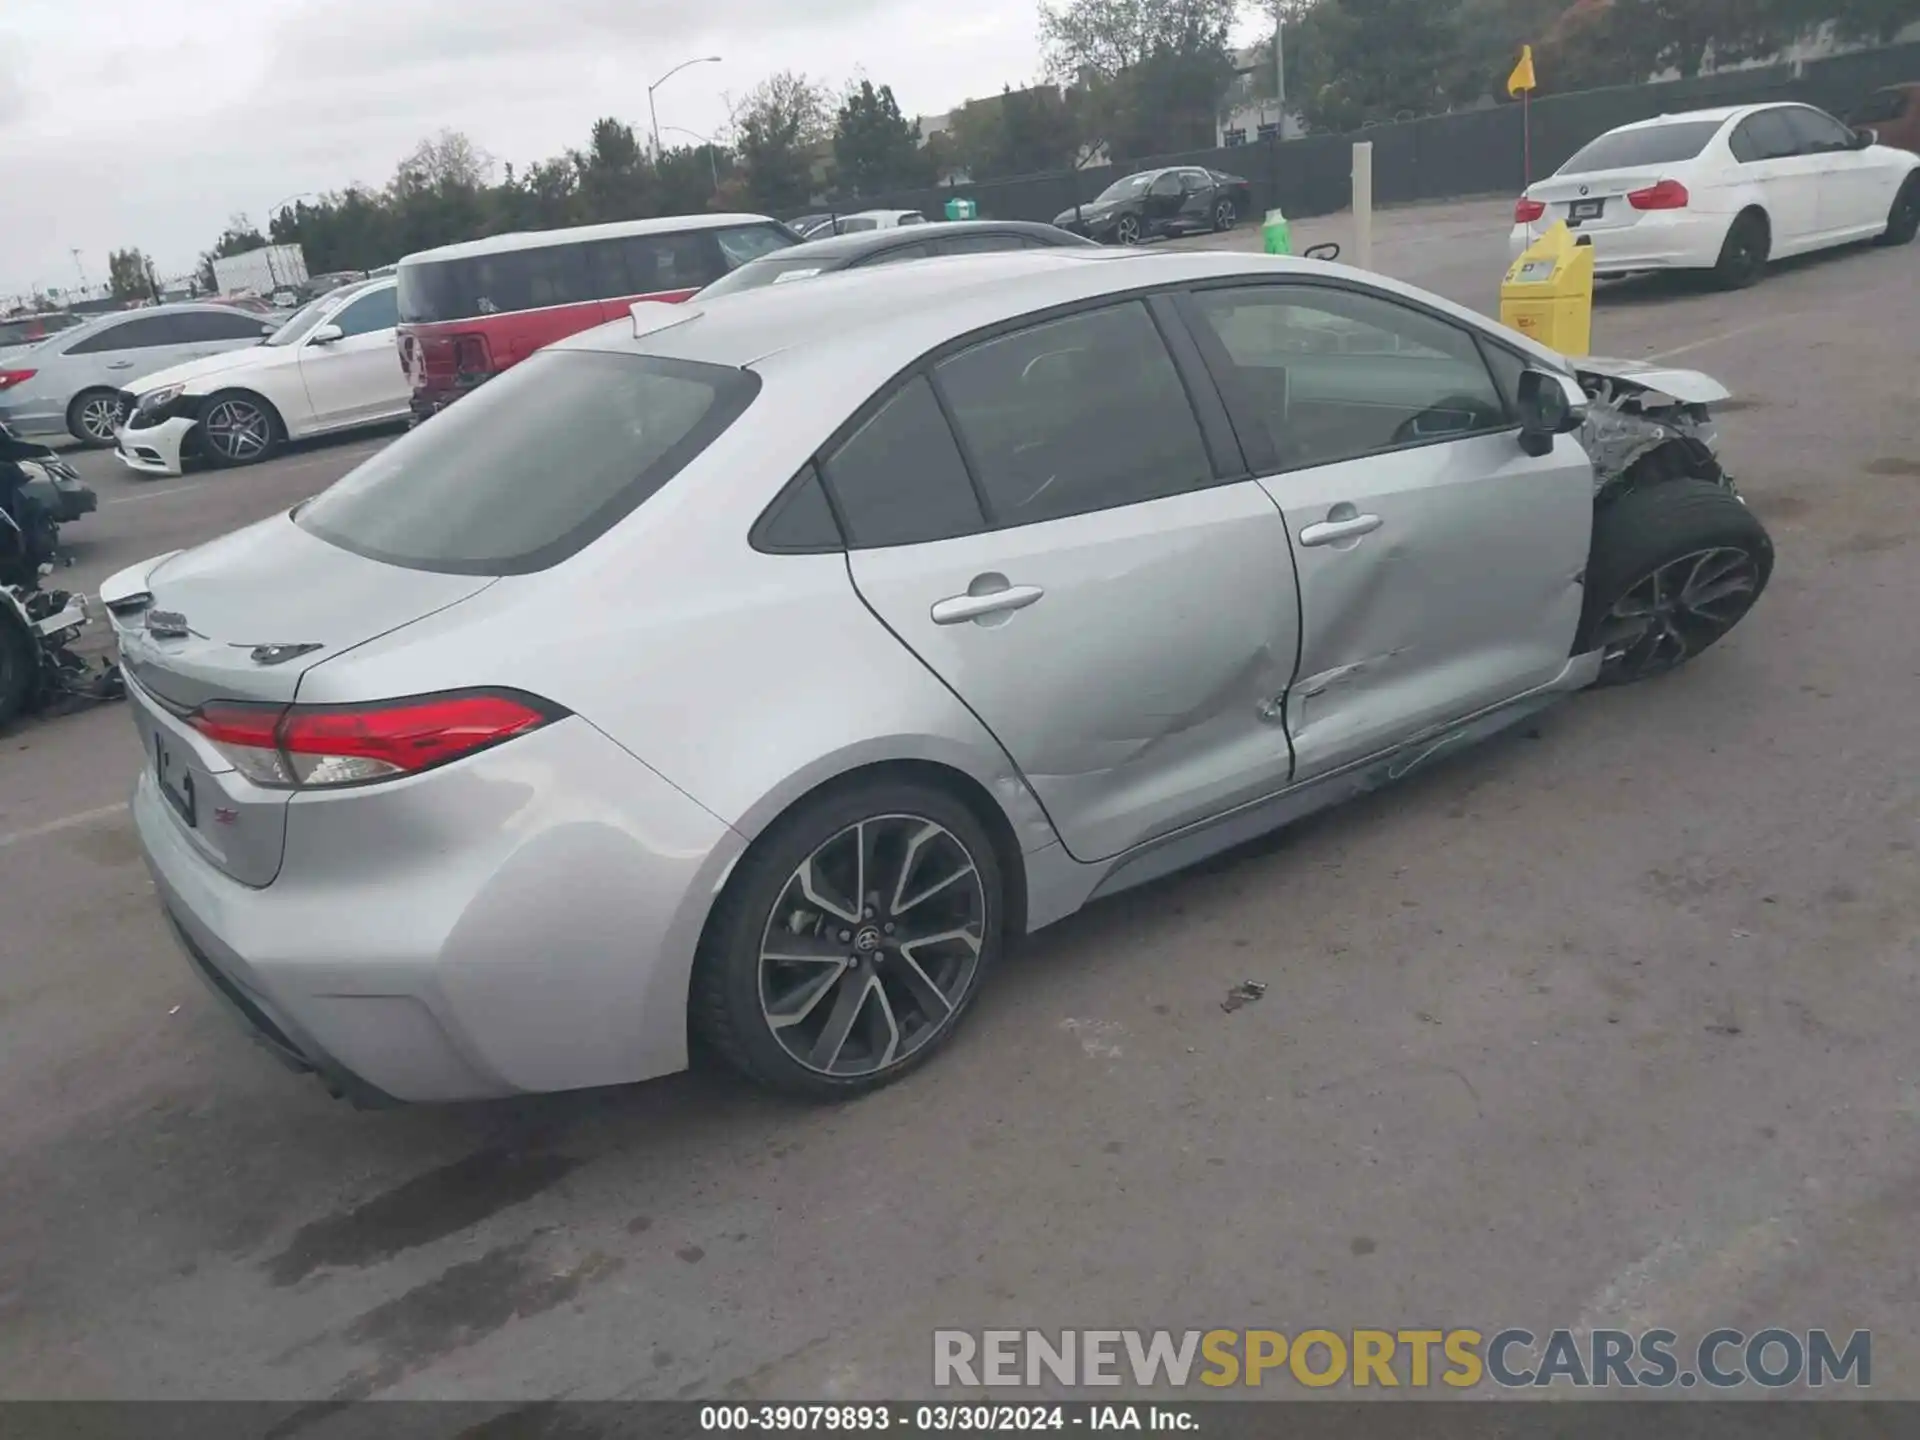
[133,0,1904,284]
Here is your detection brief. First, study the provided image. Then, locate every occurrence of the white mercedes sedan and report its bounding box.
[115,278,408,475]
[1511,103,1920,287]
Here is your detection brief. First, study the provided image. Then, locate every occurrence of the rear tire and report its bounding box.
[1212,198,1238,232]
[691,775,1006,1100]
[66,388,125,448]
[1577,478,1774,688]
[198,391,283,468]
[1114,214,1143,246]
[1876,174,1920,246]
[1711,211,1770,290]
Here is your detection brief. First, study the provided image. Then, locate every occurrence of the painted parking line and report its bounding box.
[1647,316,1794,363]
[103,480,217,508]
[0,801,130,850]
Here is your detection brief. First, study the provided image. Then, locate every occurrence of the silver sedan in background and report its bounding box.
[102,249,1772,1105]
[0,302,280,445]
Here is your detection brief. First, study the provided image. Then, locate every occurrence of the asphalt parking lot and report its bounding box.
[3,196,1918,1404]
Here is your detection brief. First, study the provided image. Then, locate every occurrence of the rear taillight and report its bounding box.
[0,369,37,390]
[453,335,492,373]
[1515,197,1547,224]
[1628,179,1690,211]
[190,690,565,790]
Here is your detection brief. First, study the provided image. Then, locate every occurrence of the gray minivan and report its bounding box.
[0,303,280,446]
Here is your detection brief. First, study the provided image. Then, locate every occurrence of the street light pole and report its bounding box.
[648,56,722,160]
[1274,2,1287,141]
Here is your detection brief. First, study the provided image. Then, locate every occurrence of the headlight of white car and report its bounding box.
[137,383,185,413]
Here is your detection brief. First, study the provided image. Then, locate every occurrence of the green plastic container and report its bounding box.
[944,196,979,221]
[1262,208,1293,256]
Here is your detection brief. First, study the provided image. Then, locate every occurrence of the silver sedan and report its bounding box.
[102,249,1773,1104]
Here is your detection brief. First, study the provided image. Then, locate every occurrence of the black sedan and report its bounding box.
[1053,167,1253,245]
[696,220,1098,297]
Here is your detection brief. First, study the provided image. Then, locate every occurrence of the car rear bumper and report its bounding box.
[1509,213,1729,274]
[0,402,68,438]
[133,714,747,1103]
[116,416,195,476]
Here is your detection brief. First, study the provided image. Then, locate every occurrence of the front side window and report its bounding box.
[860,242,934,266]
[296,351,758,574]
[820,376,985,548]
[329,287,399,338]
[933,300,1212,527]
[1149,173,1182,197]
[1784,106,1857,154]
[173,310,276,342]
[714,223,796,270]
[1188,285,1508,470]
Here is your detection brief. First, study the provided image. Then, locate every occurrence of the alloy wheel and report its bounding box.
[1594,547,1760,684]
[202,398,272,463]
[757,814,986,1080]
[77,394,124,444]
[1215,200,1236,230]
[1116,215,1142,245]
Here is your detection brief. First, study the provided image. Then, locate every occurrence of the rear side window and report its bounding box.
[65,315,185,352]
[820,376,985,548]
[296,351,758,574]
[1558,120,1724,173]
[933,301,1212,527]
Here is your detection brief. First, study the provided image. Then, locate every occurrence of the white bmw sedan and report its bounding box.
[1511,103,1920,287]
[115,278,409,475]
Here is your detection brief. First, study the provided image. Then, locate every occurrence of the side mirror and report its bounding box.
[308,324,344,345]
[1516,369,1587,456]
[1854,127,1879,149]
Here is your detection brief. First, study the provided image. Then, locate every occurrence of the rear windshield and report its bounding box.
[1558,120,1725,174]
[397,224,795,324]
[295,350,759,574]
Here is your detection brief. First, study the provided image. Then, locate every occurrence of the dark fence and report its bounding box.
[815,41,1920,228]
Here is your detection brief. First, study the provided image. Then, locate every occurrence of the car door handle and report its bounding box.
[1299,513,1383,547]
[106,361,135,369]
[930,584,1045,625]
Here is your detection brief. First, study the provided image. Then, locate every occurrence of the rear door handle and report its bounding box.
[1299,513,1383,547]
[930,584,1045,626]
[106,361,135,370]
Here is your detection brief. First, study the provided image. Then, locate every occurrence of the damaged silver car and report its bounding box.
[108,249,1771,1105]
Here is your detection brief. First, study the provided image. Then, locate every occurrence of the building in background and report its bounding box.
[1216,43,1305,149]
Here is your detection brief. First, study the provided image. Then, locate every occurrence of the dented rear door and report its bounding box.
[1179,281,1593,784]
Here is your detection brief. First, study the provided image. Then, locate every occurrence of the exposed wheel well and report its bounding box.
[701,758,1031,964]
[1731,205,1770,241]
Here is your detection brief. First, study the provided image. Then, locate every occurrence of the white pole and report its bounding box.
[1352,141,1374,271]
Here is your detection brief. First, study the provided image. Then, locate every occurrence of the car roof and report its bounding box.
[60,301,264,336]
[562,246,1548,382]
[1605,101,1822,134]
[401,213,780,264]
[758,220,1080,262]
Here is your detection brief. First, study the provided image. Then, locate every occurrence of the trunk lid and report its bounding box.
[1527,166,1672,237]
[112,512,492,710]
[111,515,493,888]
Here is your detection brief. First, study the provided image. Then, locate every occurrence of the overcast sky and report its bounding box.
[0,0,1072,298]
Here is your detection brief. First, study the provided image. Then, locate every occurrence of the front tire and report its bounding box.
[1213,198,1238,232]
[1114,214,1143,246]
[1876,174,1920,247]
[1711,211,1770,290]
[692,776,1005,1100]
[66,389,125,448]
[198,391,283,468]
[1577,478,1774,688]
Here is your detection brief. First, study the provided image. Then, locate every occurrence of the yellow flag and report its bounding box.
[1508,44,1537,97]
